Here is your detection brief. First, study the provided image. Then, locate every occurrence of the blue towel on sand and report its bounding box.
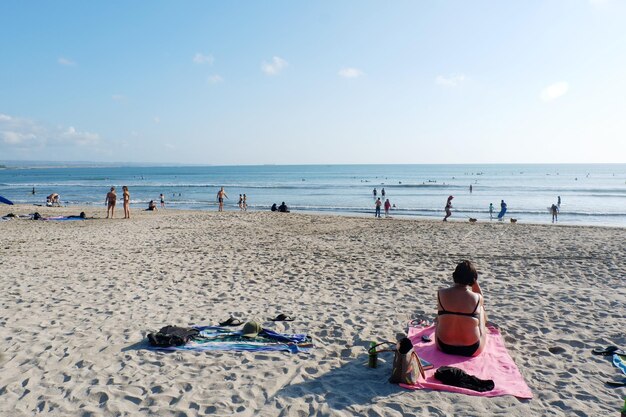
[147,326,312,354]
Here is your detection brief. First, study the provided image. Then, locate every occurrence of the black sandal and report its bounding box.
[219,317,243,327]
[269,313,295,322]
[592,346,625,356]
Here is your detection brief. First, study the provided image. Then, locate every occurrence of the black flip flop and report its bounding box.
[269,314,295,322]
[606,380,626,387]
[592,346,625,356]
[219,317,243,327]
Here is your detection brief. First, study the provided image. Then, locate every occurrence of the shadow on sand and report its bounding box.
[273,352,406,410]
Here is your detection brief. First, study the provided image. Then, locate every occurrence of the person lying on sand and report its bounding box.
[435,260,487,357]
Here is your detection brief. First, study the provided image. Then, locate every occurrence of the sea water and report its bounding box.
[0,163,625,227]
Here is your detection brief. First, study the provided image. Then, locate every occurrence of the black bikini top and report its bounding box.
[437,291,481,319]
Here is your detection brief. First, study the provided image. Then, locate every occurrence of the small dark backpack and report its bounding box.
[147,325,200,347]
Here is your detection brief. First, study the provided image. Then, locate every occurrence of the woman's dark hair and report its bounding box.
[453,260,477,286]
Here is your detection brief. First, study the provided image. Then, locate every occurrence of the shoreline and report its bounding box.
[3,203,625,230]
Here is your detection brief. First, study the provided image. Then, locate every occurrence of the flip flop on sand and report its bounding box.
[606,379,626,387]
[269,314,295,322]
[219,317,243,327]
[592,346,626,356]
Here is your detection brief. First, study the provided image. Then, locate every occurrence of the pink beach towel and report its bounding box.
[400,325,532,398]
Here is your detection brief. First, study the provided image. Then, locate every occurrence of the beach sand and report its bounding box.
[1,205,624,416]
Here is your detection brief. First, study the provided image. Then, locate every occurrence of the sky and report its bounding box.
[1,0,625,165]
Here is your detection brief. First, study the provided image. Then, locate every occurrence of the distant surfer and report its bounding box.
[489,203,494,220]
[551,203,559,223]
[217,187,228,212]
[105,187,117,219]
[497,200,507,221]
[443,195,453,222]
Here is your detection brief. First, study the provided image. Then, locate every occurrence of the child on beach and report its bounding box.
[160,193,165,208]
[105,187,116,219]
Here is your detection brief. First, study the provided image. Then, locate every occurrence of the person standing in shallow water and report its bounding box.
[238,194,243,210]
[160,193,165,208]
[243,194,248,211]
[443,195,454,221]
[373,188,377,198]
[105,187,117,219]
[384,199,391,217]
[551,203,559,223]
[375,198,382,218]
[216,187,228,211]
[489,203,494,220]
[122,186,130,219]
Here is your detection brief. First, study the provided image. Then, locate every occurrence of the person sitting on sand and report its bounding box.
[146,200,157,211]
[271,203,278,212]
[278,202,289,213]
[105,187,116,219]
[435,260,487,357]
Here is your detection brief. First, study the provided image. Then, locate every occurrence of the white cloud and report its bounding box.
[338,67,364,78]
[153,117,160,124]
[193,53,214,65]
[435,74,466,87]
[164,143,176,149]
[0,113,100,147]
[58,57,76,66]
[111,94,125,101]
[261,56,288,75]
[540,81,569,101]
[208,74,223,84]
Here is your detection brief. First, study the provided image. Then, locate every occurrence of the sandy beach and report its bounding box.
[1,205,624,416]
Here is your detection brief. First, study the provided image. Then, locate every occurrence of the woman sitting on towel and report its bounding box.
[435,260,487,357]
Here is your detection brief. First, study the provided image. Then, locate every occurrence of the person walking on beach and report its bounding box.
[551,203,559,223]
[373,188,377,198]
[243,194,248,211]
[384,199,391,217]
[105,187,117,219]
[443,195,454,221]
[497,200,507,220]
[375,198,382,218]
[238,194,243,210]
[122,186,130,219]
[217,187,228,211]
[160,193,165,208]
[489,203,494,220]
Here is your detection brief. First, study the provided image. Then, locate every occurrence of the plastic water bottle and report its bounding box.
[368,342,378,368]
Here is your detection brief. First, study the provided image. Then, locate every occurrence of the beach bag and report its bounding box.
[389,337,426,385]
[368,338,426,385]
[147,325,199,347]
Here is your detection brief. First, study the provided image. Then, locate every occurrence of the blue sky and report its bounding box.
[1,0,625,164]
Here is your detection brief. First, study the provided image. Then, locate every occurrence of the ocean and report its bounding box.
[1,163,625,227]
